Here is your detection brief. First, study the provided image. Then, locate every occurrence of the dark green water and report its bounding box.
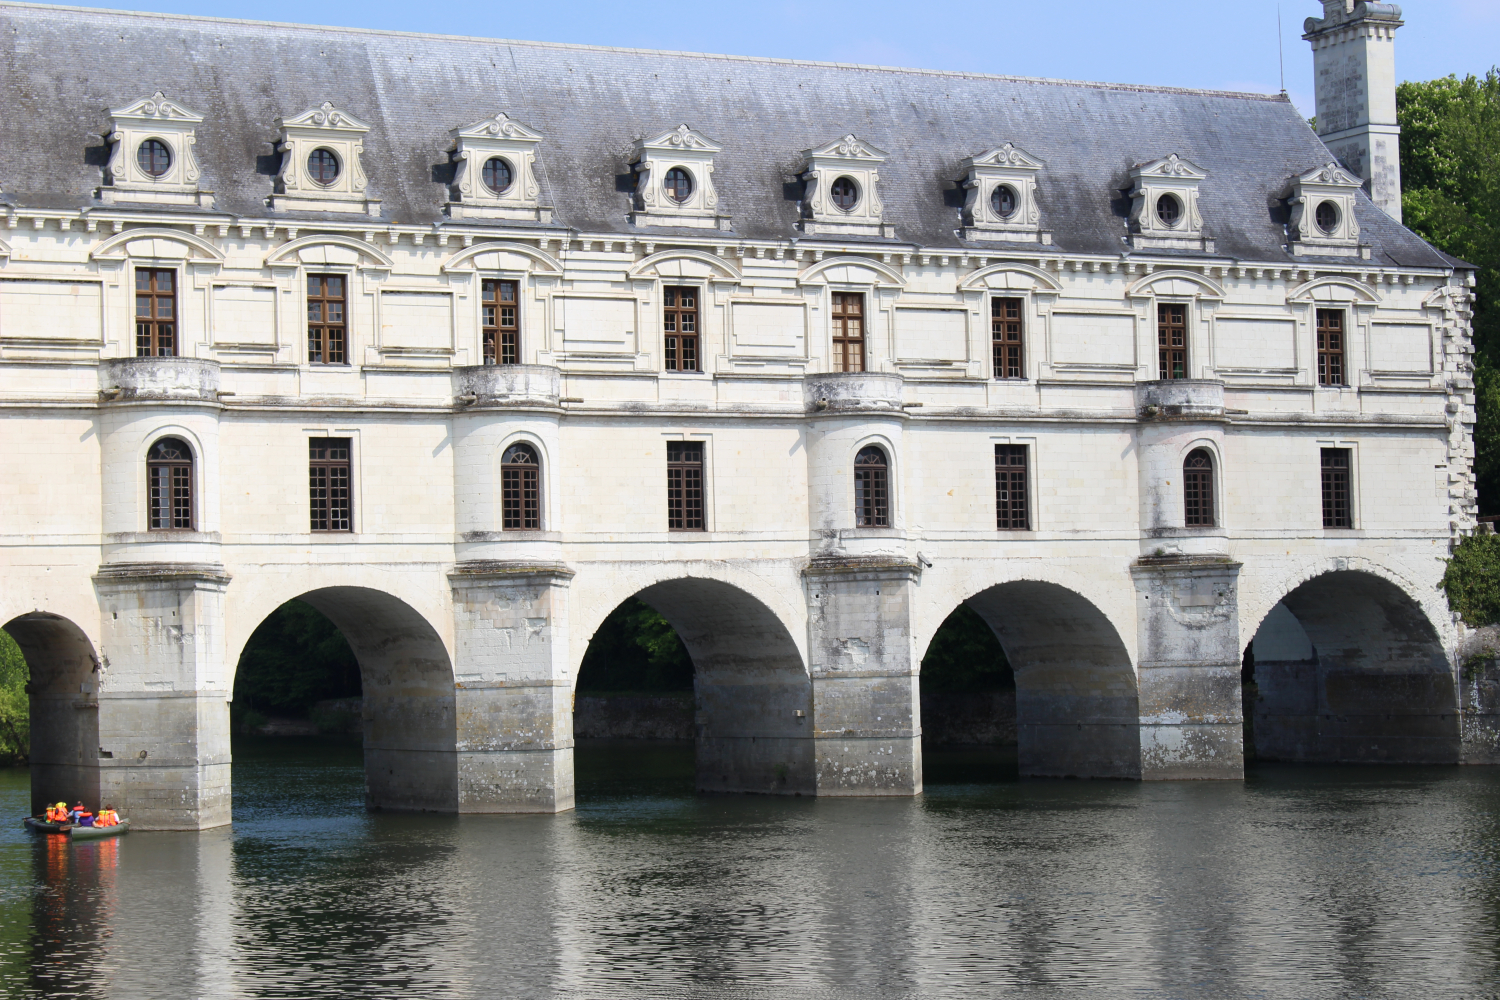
[2,738,1499,998]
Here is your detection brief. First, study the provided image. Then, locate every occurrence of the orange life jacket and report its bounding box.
[95,811,118,827]
[44,807,64,823]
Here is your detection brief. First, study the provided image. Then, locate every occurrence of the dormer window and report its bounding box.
[800,134,891,237]
[307,148,340,185]
[482,157,513,195]
[447,113,548,221]
[961,143,1047,244]
[270,102,379,215]
[101,91,210,207]
[629,125,727,229]
[1287,162,1365,257]
[1128,154,1211,252]
[137,139,171,177]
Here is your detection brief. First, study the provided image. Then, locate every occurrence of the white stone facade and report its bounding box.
[0,2,1480,829]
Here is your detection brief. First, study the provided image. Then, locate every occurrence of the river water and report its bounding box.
[1,738,1498,998]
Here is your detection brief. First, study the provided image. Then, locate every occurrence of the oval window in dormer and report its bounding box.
[991,184,1018,220]
[663,167,694,204]
[137,139,172,178]
[1316,200,1340,235]
[831,176,859,211]
[1156,193,1182,227]
[307,147,341,186]
[482,156,513,195]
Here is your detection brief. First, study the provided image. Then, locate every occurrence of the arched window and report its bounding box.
[147,437,194,530]
[1183,449,1215,527]
[854,446,889,527]
[502,443,540,530]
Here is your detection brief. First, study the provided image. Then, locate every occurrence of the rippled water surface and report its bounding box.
[2,739,1499,998]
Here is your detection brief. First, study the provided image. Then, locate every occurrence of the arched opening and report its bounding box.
[919,605,1016,777]
[2,613,100,816]
[1244,571,1458,763]
[231,587,457,812]
[575,579,811,795]
[923,582,1140,779]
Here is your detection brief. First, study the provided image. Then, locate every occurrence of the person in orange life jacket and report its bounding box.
[69,802,93,827]
[45,802,68,823]
[93,806,119,828]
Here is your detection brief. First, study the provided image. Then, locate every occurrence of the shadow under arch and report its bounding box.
[3,612,101,815]
[585,577,813,795]
[1246,569,1457,763]
[945,581,1141,779]
[233,587,458,812]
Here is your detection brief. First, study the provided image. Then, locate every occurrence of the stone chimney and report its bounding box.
[1304,2,1405,221]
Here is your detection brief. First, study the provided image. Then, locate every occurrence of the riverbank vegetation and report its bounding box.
[0,631,27,765]
[232,600,361,731]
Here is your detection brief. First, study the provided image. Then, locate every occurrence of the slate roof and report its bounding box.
[0,1,1464,269]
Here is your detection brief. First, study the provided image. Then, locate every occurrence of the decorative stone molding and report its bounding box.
[799,134,893,238]
[446,113,550,222]
[1287,162,1366,257]
[270,102,380,216]
[803,371,904,413]
[100,92,211,208]
[93,561,231,587]
[98,357,220,403]
[1135,379,1225,420]
[452,364,561,408]
[796,255,905,288]
[264,234,393,270]
[628,248,741,282]
[630,125,729,230]
[1128,154,1212,252]
[440,241,564,275]
[89,228,225,263]
[960,143,1049,244]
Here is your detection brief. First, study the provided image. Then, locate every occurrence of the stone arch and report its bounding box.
[90,227,225,262]
[1243,568,1457,763]
[572,569,811,794]
[797,255,906,287]
[1126,269,1226,300]
[264,234,394,270]
[923,579,1141,778]
[959,262,1062,292]
[441,241,563,275]
[229,584,458,811]
[627,248,741,282]
[3,612,101,815]
[1287,276,1382,304]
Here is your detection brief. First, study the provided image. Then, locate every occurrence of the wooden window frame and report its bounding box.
[146,437,194,531]
[854,445,890,528]
[1157,302,1188,380]
[832,292,866,373]
[135,267,177,357]
[995,444,1029,530]
[992,297,1024,380]
[662,285,700,372]
[309,437,353,532]
[1183,449,1216,527]
[1321,447,1352,528]
[482,279,520,365]
[667,440,705,531]
[306,273,348,365]
[501,442,541,530]
[1316,308,1346,387]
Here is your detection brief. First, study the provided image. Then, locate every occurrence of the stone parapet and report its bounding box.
[803,371,905,414]
[453,364,561,408]
[1135,379,1225,420]
[99,357,221,404]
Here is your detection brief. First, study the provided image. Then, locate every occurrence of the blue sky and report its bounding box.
[28,0,1500,116]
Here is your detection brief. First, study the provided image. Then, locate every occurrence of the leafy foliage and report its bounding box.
[232,600,361,719]
[577,598,694,692]
[1397,71,1500,511]
[920,604,1014,693]
[1443,531,1500,627]
[0,630,27,765]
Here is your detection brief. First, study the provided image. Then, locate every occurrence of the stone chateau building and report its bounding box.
[0,0,1482,828]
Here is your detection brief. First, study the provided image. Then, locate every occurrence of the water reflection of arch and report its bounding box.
[917,570,1141,779]
[2,608,102,815]
[569,563,812,794]
[1241,558,1458,763]
[227,570,459,812]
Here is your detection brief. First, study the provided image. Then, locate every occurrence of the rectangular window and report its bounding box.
[995,445,1029,530]
[147,463,192,529]
[992,297,1024,379]
[309,438,352,532]
[1157,303,1187,380]
[832,292,865,373]
[663,286,699,372]
[135,268,176,357]
[307,274,346,365]
[1317,309,1345,386]
[482,279,519,365]
[1321,448,1351,528]
[666,441,704,531]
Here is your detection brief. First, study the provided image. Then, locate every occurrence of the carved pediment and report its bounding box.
[960,143,1047,243]
[637,124,723,155]
[967,143,1043,170]
[1128,153,1211,251]
[447,113,548,222]
[1287,162,1365,256]
[110,91,203,125]
[101,91,209,208]
[805,133,888,162]
[800,133,891,237]
[271,102,379,216]
[279,102,371,133]
[1135,153,1208,181]
[630,125,727,229]
[1294,161,1362,188]
[452,112,544,143]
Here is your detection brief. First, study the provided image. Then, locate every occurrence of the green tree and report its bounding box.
[919,604,1013,693]
[232,600,361,721]
[1397,71,1500,510]
[577,598,693,692]
[0,629,29,764]
[1442,531,1500,627]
